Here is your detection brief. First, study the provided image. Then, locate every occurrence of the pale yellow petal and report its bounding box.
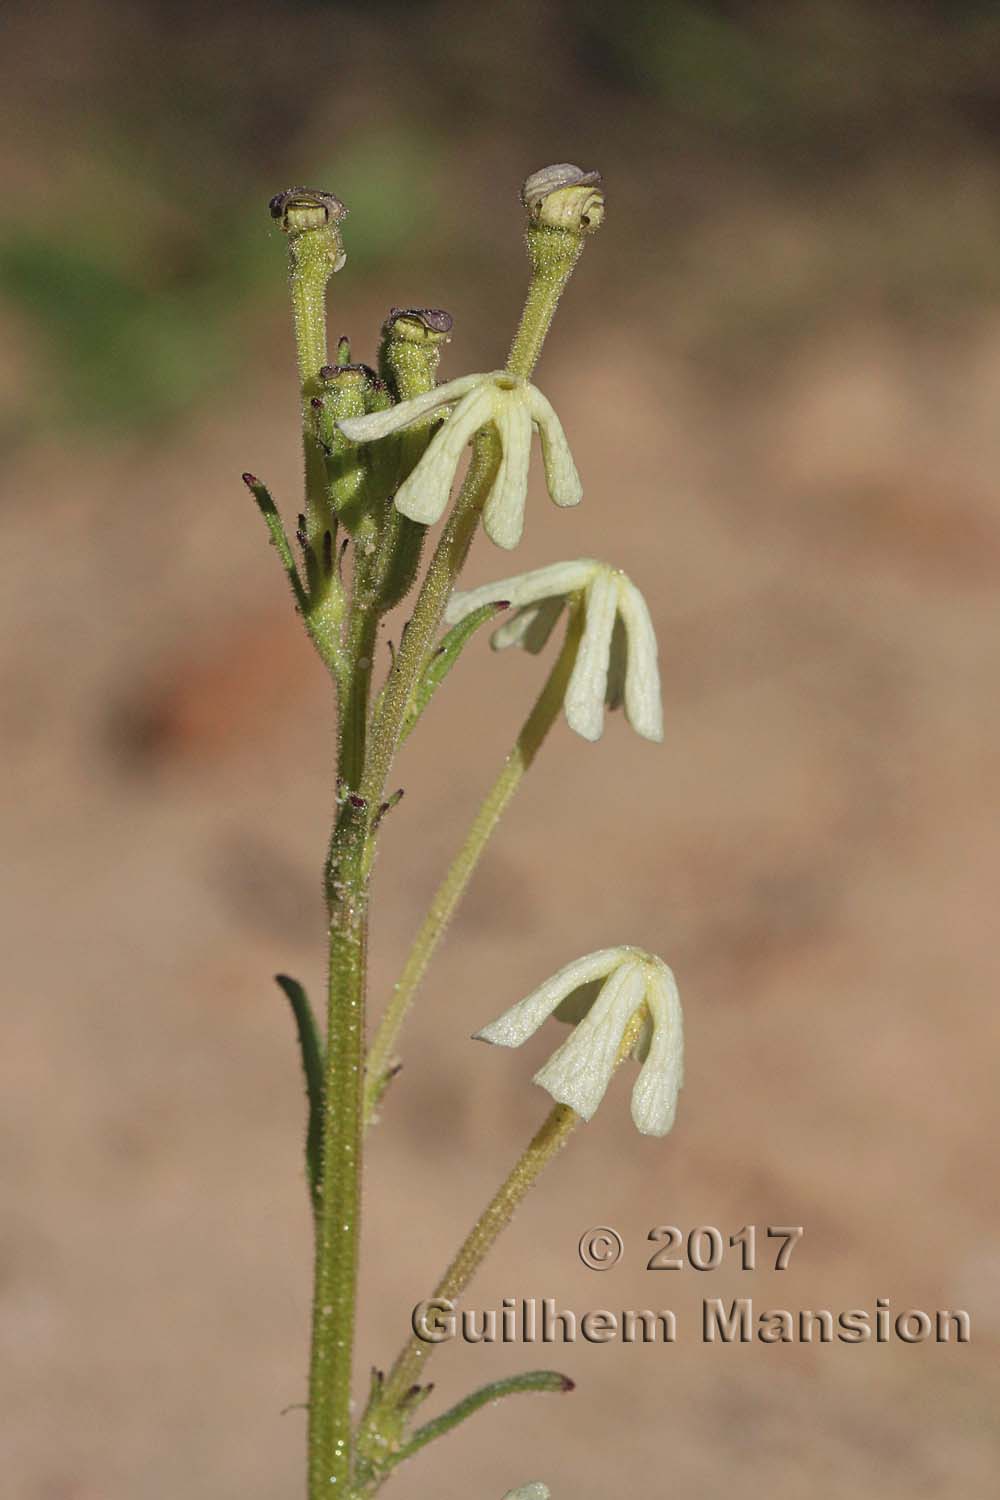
[474,948,627,1048]
[563,567,618,741]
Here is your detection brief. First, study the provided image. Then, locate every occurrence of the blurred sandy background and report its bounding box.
[3,2,999,1496]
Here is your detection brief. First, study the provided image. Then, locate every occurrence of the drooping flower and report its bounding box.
[445,559,663,743]
[475,947,683,1137]
[337,371,581,549]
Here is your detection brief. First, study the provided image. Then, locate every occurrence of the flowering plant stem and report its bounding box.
[248,169,687,1500]
[292,202,589,1499]
[364,607,584,1123]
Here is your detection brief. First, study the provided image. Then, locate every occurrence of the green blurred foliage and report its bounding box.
[577,0,1000,155]
[2,0,999,439]
[0,117,442,439]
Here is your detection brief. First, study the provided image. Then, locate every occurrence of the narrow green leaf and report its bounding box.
[242,474,310,615]
[275,974,325,1212]
[401,601,507,743]
[392,1371,573,1468]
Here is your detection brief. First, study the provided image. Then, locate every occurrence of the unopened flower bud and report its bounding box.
[521,163,604,234]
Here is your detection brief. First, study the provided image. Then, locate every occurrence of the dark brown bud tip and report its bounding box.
[493,599,511,612]
[387,306,453,334]
[348,792,367,810]
[241,472,259,488]
[384,307,453,344]
[559,1375,576,1392]
[319,361,378,384]
[269,187,348,233]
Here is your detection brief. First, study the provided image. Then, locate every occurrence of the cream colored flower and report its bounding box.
[503,1487,551,1500]
[337,371,581,549]
[445,559,663,743]
[476,947,683,1137]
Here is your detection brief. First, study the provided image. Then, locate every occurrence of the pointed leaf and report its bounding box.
[275,974,325,1213]
[392,1371,573,1469]
[401,602,508,743]
[242,474,309,614]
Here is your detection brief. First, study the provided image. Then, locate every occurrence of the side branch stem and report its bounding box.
[372,1009,644,1418]
[364,614,583,1123]
[379,1102,580,1408]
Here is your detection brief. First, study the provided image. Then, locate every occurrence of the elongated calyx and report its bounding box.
[476,947,683,1136]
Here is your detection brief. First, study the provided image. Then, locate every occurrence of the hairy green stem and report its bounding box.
[340,609,378,793]
[308,581,381,1496]
[371,1008,643,1429]
[364,613,583,1123]
[379,1103,580,1410]
[309,805,368,1495]
[506,225,584,380]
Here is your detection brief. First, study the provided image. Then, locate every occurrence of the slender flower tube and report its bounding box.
[446,558,663,743]
[338,371,582,549]
[476,947,683,1136]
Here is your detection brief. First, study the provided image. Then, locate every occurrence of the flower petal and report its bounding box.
[337,372,485,442]
[445,559,597,625]
[482,396,533,549]
[527,387,583,509]
[629,960,683,1136]
[615,575,663,742]
[474,948,626,1048]
[605,616,628,710]
[533,959,646,1120]
[563,567,619,741]
[394,385,495,525]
